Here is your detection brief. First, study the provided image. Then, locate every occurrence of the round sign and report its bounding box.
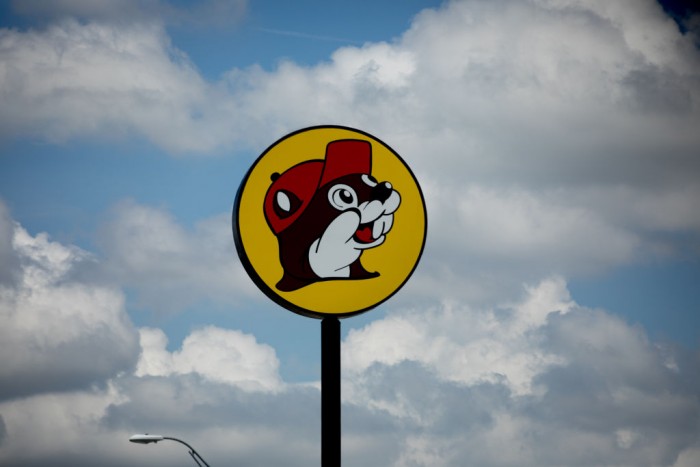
[233,126,426,319]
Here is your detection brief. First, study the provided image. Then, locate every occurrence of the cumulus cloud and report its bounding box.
[136,326,283,392]
[344,277,574,398]
[408,185,642,304]
[3,0,698,168]
[0,325,316,466]
[1,277,697,466]
[214,0,700,185]
[0,384,132,467]
[0,19,237,152]
[0,206,139,400]
[3,0,698,301]
[96,200,258,312]
[340,277,700,466]
[104,374,321,466]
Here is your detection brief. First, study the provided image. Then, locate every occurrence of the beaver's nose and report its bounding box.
[370,182,393,203]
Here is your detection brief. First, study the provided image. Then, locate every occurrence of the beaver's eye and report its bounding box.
[328,184,358,210]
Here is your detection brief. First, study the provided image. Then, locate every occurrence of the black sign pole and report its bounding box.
[321,316,341,467]
[235,126,426,467]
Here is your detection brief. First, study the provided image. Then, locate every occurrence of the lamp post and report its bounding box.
[129,434,211,467]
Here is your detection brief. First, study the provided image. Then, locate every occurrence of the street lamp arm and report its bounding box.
[189,449,206,467]
[129,434,211,467]
[162,437,210,467]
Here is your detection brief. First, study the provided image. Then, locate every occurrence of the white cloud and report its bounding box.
[675,443,700,467]
[221,0,699,187]
[572,184,700,234]
[3,0,697,168]
[537,0,699,73]
[0,208,139,400]
[97,200,258,312]
[424,183,642,276]
[339,277,700,466]
[0,276,698,466]
[136,326,283,392]
[343,277,574,397]
[0,19,237,153]
[5,0,696,301]
[401,172,700,306]
[0,384,133,467]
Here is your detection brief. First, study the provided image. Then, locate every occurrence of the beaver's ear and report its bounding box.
[273,189,301,219]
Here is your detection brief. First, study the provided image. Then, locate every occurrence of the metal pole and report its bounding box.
[321,317,341,467]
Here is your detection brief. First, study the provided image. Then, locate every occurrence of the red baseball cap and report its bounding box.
[264,139,372,234]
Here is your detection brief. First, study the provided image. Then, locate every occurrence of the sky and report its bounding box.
[1,0,700,465]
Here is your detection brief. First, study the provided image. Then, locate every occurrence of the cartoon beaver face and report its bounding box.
[263,139,401,292]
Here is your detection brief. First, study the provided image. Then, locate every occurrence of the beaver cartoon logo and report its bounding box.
[234,125,425,318]
[264,139,401,292]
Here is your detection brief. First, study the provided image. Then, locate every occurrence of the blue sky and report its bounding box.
[1,1,700,466]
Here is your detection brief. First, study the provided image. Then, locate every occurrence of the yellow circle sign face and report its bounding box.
[233,126,426,319]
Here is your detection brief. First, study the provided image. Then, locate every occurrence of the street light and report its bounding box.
[129,434,211,467]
